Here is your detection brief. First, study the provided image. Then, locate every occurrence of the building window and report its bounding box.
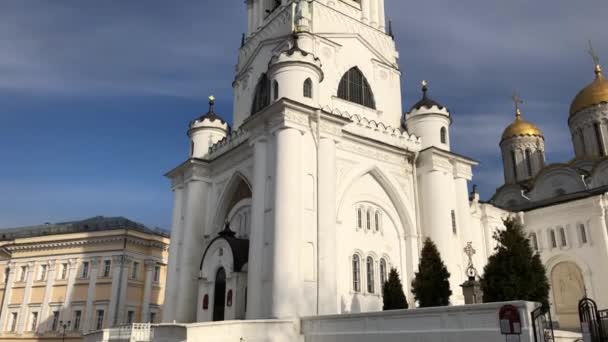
[29,312,38,332]
[81,262,89,279]
[10,312,18,332]
[451,210,457,235]
[511,150,518,180]
[52,311,60,331]
[380,259,387,286]
[154,265,161,282]
[103,260,111,278]
[303,78,312,98]
[352,255,361,292]
[73,310,82,331]
[530,233,539,252]
[550,230,557,248]
[60,263,68,280]
[374,211,381,232]
[594,122,605,156]
[366,210,371,230]
[39,265,48,281]
[366,257,375,294]
[525,149,533,177]
[19,266,27,282]
[149,312,156,324]
[356,208,362,229]
[127,311,134,324]
[95,310,104,330]
[273,80,279,101]
[132,262,139,280]
[559,227,567,247]
[579,224,588,244]
[337,67,376,109]
[580,129,587,155]
[440,127,447,144]
[251,73,271,114]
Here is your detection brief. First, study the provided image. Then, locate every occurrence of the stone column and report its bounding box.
[175,180,208,323]
[108,255,124,327]
[0,263,15,332]
[370,0,379,27]
[61,259,78,323]
[257,0,265,29]
[17,262,35,334]
[361,0,370,23]
[39,260,56,334]
[318,136,337,314]
[163,184,184,323]
[270,127,302,318]
[141,260,156,323]
[83,258,100,333]
[116,257,132,325]
[246,137,268,319]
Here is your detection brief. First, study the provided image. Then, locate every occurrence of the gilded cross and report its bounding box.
[588,40,600,67]
[511,90,523,119]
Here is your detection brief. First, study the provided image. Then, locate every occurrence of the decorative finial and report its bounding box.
[208,95,215,112]
[588,40,602,76]
[421,80,428,96]
[511,90,523,120]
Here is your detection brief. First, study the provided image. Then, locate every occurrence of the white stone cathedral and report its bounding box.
[162,0,608,332]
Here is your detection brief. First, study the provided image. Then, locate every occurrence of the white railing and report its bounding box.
[103,323,152,342]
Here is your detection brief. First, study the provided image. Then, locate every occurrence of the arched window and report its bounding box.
[559,227,567,247]
[352,255,361,292]
[303,78,312,98]
[273,80,279,101]
[594,122,605,156]
[252,74,271,114]
[366,209,371,230]
[530,233,539,252]
[337,67,376,109]
[440,127,447,144]
[549,230,557,248]
[525,149,533,177]
[511,150,518,181]
[374,211,381,232]
[379,259,387,286]
[579,129,587,155]
[579,224,588,244]
[366,257,375,293]
[356,208,362,229]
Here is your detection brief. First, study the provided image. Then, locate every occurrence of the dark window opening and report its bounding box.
[303,78,312,98]
[251,74,271,114]
[440,127,447,144]
[337,67,376,109]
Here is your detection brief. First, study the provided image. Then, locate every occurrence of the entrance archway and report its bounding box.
[213,268,227,321]
[551,262,585,329]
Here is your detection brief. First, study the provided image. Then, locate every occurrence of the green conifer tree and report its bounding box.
[481,218,550,308]
[382,268,408,310]
[411,238,452,307]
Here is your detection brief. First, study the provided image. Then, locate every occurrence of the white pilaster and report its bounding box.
[61,259,78,323]
[257,0,265,29]
[246,137,268,319]
[318,136,337,314]
[0,263,15,332]
[16,262,34,334]
[108,255,124,328]
[247,0,254,35]
[116,256,131,325]
[141,260,156,323]
[361,0,370,23]
[370,0,379,27]
[38,260,56,334]
[270,127,302,318]
[82,258,100,333]
[163,184,184,323]
[378,0,385,31]
[176,180,208,323]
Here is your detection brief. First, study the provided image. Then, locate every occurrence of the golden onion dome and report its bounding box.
[501,109,544,142]
[570,64,608,117]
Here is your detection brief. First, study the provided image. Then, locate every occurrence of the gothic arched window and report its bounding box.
[352,255,361,292]
[366,256,375,293]
[374,211,381,232]
[273,80,279,101]
[303,78,312,98]
[440,127,447,144]
[337,67,376,109]
[366,209,371,230]
[251,74,271,114]
[525,149,533,177]
[379,259,387,285]
[511,150,518,180]
[356,208,362,229]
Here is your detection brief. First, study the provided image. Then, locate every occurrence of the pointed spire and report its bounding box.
[388,19,394,39]
[241,33,246,48]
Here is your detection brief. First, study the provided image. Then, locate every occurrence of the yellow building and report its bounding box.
[0,217,170,342]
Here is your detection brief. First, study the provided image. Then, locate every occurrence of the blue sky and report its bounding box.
[1,0,606,230]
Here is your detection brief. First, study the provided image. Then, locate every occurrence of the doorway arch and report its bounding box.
[551,261,585,329]
[213,268,227,321]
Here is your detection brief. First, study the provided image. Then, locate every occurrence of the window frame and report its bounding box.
[379,258,387,286]
[559,227,568,247]
[366,256,375,294]
[103,260,111,278]
[579,224,588,244]
[29,311,38,332]
[73,310,82,331]
[549,229,557,248]
[131,262,139,280]
[525,149,533,177]
[530,232,539,252]
[303,78,313,98]
[81,261,90,279]
[352,254,361,293]
[337,67,376,109]
[95,310,105,331]
[440,127,447,144]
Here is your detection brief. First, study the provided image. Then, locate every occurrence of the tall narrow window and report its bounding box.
[366,210,371,230]
[96,310,105,330]
[60,263,68,280]
[273,80,279,101]
[149,312,156,324]
[39,264,47,281]
[19,266,27,282]
[579,224,588,244]
[580,129,587,155]
[30,312,38,332]
[154,265,161,282]
[251,74,271,114]
[51,311,59,331]
[10,313,18,332]
[559,227,567,247]
[103,260,111,278]
[451,210,457,234]
[131,262,139,280]
[594,122,605,156]
[530,233,539,252]
[440,127,447,144]
[550,230,557,248]
[525,149,533,177]
[366,257,375,293]
[356,208,362,229]
[81,262,89,279]
[337,67,376,109]
[511,150,518,181]
[127,311,134,324]
[374,211,381,232]
[303,78,312,98]
[379,259,387,286]
[73,310,82,331]
[352,255,361,292]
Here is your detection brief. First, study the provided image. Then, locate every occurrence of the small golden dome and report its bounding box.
[570,65,608,117]
[501,109,544,142]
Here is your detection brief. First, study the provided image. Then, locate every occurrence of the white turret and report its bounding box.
[404,81,451,151]
[188,96,230,159]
